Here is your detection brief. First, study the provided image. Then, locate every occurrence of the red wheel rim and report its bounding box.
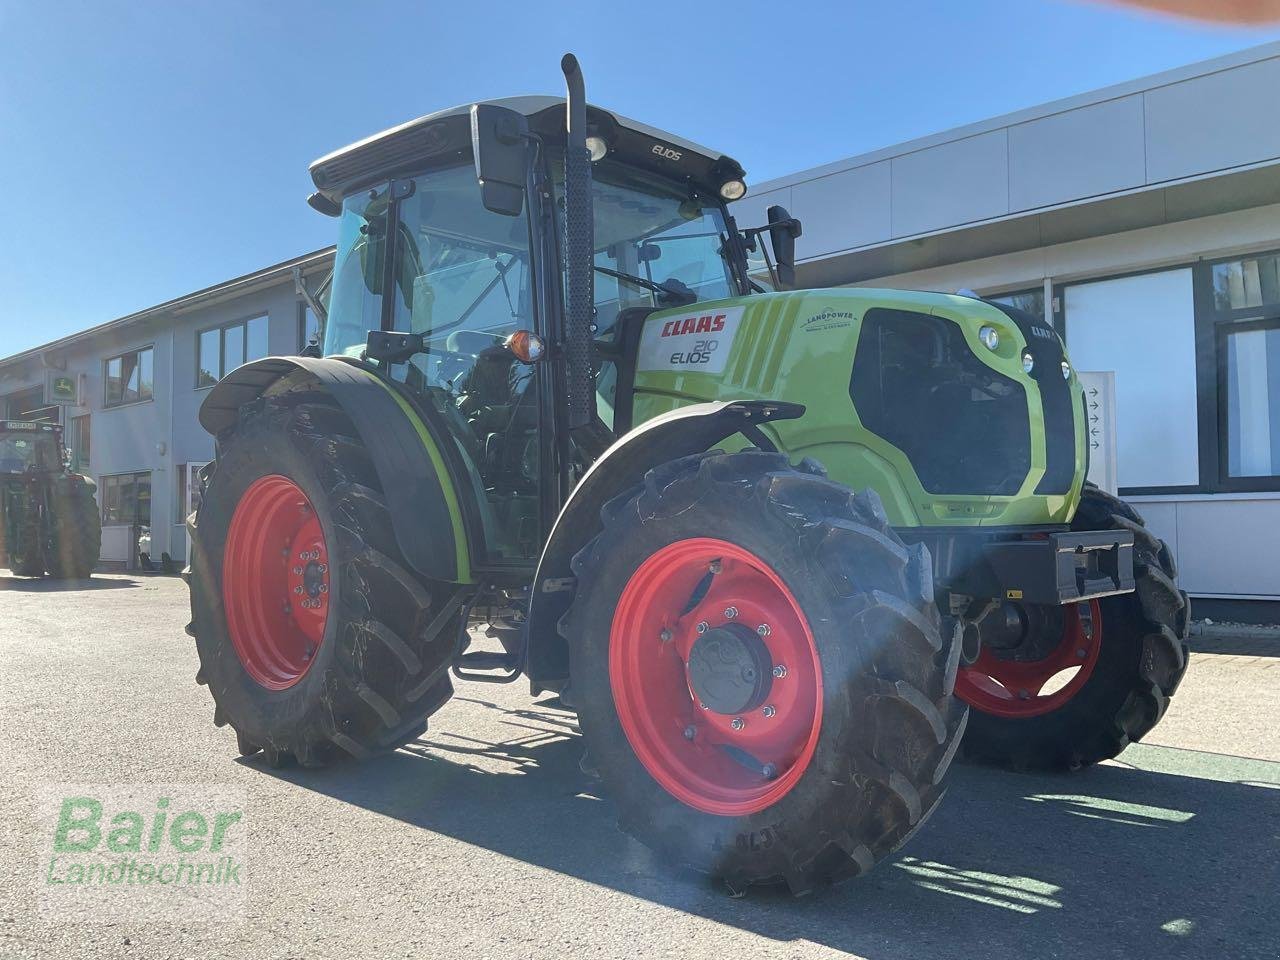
[222,475,331,690]
[955,600,1102,718]
[608,538,823,816]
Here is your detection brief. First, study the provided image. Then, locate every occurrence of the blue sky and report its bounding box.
[0,0,1276,357]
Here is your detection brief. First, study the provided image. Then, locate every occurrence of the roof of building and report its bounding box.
[0,247,334,372]
[731,39,1280,286]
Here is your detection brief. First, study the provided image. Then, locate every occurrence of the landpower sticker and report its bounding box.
[637,305,745,375]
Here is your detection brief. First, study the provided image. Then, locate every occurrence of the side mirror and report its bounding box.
[471,104,530,217]
[766,205,802,290]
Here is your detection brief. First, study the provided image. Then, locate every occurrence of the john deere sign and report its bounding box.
[45,371,79,405]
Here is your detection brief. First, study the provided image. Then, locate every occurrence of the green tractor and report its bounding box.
[0,420,101,579]
[186,55,1188,892]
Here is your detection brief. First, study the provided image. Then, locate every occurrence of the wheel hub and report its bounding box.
[955,599,1102,718]
[687,623,773,715]
[607,538,823,816]
[223,475,331,689]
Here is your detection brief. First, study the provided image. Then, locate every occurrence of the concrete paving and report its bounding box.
[1,573,1277,960]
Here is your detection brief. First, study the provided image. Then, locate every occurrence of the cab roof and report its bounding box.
[309,96,745,209]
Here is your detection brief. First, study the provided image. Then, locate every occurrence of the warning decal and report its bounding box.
[636,305,745,376]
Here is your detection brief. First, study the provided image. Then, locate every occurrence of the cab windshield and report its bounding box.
[0,432,57,474]
[580,164,739,340]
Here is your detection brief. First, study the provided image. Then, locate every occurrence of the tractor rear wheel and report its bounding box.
[47,480,101,579]
[562,451,966,893]
[956,483,1190,770]
[187,395,463,766]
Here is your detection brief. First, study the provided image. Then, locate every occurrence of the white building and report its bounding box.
[733,40,1280,616]
[0,250,331,568]
[4,41,1280,617]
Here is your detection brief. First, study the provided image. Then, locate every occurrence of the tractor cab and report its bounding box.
[0,422,62,476]
[307,91,785,564]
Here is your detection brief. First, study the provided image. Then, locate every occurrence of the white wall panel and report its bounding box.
[890,131,1009,238]
[1145,57,1280,183]
[791,162,892,258]
[1008,95,1146,210]
[1174,498,1280,596]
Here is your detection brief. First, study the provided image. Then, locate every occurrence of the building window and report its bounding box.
[298,304,321,353]
[1222,320,1280,479]
[1212,251,1280,313]
[100,471,152,526]
[104,347,154,408]
[987,287,1046,322]
[197,315,269,387]
[70,415,90,473]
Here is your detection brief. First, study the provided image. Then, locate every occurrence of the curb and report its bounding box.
[1188,620,1280,641]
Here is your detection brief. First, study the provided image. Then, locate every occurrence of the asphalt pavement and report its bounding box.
[1,573,1277,960]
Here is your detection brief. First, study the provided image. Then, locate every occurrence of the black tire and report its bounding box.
[47,478,101,579]
[960,483,1190,770]
[187,395,464,766]
[562,451,967,894]
[9,505,45,577]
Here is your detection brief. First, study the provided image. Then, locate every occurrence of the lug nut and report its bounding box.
[317,563,327,573]
[700,702,709,710]
[660,628,673,643]
[724,606,738,619]
[1076,648,1087,658]
[709,560,722,574]
[757,624,771,637]
[319,584,328,594]
[294,586,303,595]
[696,621,709,635]
[762,705,776,719]
[762,763,778,780]
[683,725,696,740]
[730,717,745,731]
[772,664,787,679]
[293,566,303,575]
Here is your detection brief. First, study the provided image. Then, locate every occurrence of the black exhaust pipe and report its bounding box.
[560,53,597,432]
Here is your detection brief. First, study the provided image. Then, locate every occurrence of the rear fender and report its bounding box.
[525,400,804,694]
[199,356,474,584]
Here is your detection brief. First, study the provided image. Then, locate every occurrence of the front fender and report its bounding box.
[199,356,474,585]
[525,399,804,694]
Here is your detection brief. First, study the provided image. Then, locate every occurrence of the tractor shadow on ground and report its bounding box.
[258,695,1280,960]
[0,573,139,592]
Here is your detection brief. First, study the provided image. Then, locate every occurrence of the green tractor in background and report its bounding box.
[186,55,1189,892]
[0,420,101,579]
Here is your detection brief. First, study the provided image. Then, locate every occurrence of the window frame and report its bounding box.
[102,345,155,409]
[297,302,320,353]
[1211,310,1280,492]
[1053,248,1280,497]
[99,470,152,526]
[70,414,90,473]
[195,314,270,389]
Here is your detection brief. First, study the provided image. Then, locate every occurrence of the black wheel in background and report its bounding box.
[958,483,1190,770]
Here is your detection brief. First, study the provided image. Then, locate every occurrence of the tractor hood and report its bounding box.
[626,289,1086,528]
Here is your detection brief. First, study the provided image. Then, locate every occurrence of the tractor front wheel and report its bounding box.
[187,395,462,767]
[563,451,966,893]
